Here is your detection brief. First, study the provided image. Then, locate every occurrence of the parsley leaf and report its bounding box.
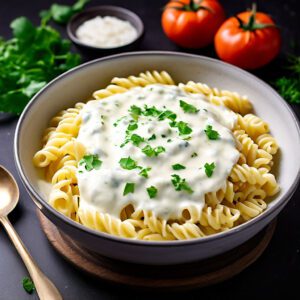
[139,167,151,178]
[22,277,35,294]
[204,162,216,177]
[127,122,138,131]
[142,145,166,157]
[158,110,177,121]
[119,157,138,170]
[273,55,300,104]
[147,186,158,198]
[143,105,161,117]
[79,154,102,171]
[148,134,156,141]
[123,183,135,196]
[177,121,193,135]
[191,152,198,158]
[130,134,144,146]
[40,0,90,25]
[171,174,194,194]
[129,105,142,120]
[180,100,199,113]
[204,125,220,140]
[172,164,186,170]
[142,145,155,157]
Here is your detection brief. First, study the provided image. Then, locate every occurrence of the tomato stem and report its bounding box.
[166,0,214,13]
[235,3,276,31]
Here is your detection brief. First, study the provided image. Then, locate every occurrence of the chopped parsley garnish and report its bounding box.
[119,157,138,170]
[177,121,193,135]
[139,167,151,178]
[191,152,198,158]
[204,125,220,140]
[142,145,166,157]
[22,277,35,294]
[129,105,142,120]
[113,116,126,127]
[123,183,135,196]
[167,139,172,143]
[158,110,177,121]
[148,134,156,141]
[147,186,158,198]
[179,100,199,113]
[171,174,194,194]
[127,122,138,131]
[172,164,186,170]
[143,105,161,117]
[79,154,102,171]
[204,162,216,177]
[155,146,166,155]
[130,134,145,146]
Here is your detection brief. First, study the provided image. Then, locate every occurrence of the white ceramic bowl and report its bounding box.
[14,52,300,265]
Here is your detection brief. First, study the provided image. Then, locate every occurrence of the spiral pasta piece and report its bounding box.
[49,179,75,218]
[199,204,240,230]
[167,222,206,240]
[205,180,235,206]
[234,129,273,169]
[236,114,269,140]
[143,210,174,239]
[236,198,267,221]
[93,71,175,99]
[230,164,267,186]
[255,133,279,155]
[179,81,252,115]
[78,206,137,238]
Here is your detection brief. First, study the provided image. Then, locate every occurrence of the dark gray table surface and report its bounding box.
[0,0,300,299]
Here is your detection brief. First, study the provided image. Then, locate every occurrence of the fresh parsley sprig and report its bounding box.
[0,16,81,114]
[40,0,90,25]
[273,55,300,104]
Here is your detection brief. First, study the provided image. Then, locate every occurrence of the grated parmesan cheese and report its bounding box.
[76,16,138,48]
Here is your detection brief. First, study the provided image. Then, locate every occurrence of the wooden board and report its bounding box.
[38,211,276,290]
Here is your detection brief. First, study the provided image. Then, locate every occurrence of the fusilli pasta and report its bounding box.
[33,71,279,241]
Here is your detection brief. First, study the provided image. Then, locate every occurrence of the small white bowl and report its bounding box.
[14,52,300,265]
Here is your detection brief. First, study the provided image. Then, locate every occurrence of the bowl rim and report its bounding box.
[67,5,144,50]
[14,51,300,247]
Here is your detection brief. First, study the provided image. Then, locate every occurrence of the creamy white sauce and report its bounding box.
[76,16,138,48]
[77,84,239,220]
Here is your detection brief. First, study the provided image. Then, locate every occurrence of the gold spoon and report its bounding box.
[0,165,62,300]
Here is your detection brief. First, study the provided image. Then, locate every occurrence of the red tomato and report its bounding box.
[162,0,226,48]
[214,7,281,69]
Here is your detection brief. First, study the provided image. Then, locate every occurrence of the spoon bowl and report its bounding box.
[0,165,19,217]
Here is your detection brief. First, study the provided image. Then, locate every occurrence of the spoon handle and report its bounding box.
[0,216,62,300]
